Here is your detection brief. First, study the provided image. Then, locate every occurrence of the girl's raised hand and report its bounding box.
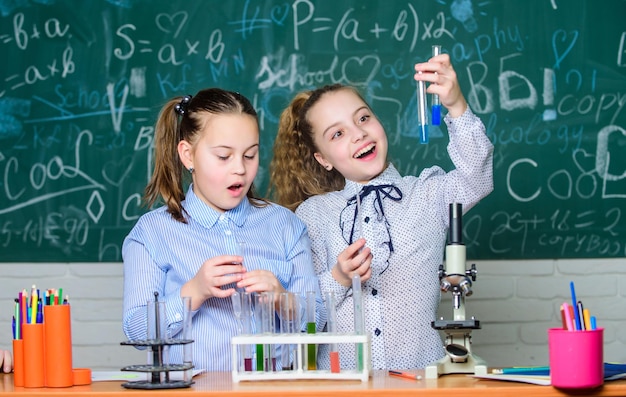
[182,255,246,310]
[332,238,372,287]
[414,53,468,118]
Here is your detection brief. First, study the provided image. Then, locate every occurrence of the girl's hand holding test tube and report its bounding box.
[331,240,372,287]
[414,53,468,119]
[238,270,287,310]
[181,255,246,310]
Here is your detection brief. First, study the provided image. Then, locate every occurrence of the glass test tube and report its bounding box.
[431,45,442,126]
[356,185,363,242]
[352,275,365,371]
[261,291,275,372]
[231,292,243,372]
[252,293,264,371]
[306,291,317,370]
[324,291,340,373]
[236,241,245,263]
[235,241,245,292]
[181,296,193,383]
[241,292,253,371]
[416,72,429,144]
[279,292,294,371]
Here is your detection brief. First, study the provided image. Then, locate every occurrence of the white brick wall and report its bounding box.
[1,259,624,370]
[0,263,144,370]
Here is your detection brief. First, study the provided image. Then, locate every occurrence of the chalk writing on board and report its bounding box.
[1,0,625,261]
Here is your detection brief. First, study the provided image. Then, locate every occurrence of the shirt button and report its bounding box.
[364,216,370,223]
[372,289,378,296]
[225,230,232,235]
[175,313,182,321]
[374,328,381,336]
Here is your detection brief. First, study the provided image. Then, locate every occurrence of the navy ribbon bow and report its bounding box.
[340,184,403,254]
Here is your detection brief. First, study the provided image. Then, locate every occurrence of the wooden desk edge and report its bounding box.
[2,370,626,396]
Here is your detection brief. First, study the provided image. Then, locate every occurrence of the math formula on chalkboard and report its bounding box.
[1,0,625,261]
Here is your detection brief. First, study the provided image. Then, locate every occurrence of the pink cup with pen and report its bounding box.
[548,328,604,389]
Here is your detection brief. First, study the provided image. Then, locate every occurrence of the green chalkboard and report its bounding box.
[1,0,625,262]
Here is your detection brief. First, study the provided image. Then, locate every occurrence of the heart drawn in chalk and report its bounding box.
[341,55,381,86]
[270,4,289,25]
[551,29,578,68]
[102,157,133,187]
[572,148,595,174]
[156,11,188,38]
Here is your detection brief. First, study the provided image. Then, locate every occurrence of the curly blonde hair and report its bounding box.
[268,84,369,211]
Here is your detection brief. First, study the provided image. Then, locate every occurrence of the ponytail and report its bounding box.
[144,98,188,222]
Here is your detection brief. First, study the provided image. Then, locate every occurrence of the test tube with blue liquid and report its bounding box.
[416,71,428,144]
[431,45,442,126]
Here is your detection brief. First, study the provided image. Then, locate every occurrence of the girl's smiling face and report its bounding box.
[308,88,388,184]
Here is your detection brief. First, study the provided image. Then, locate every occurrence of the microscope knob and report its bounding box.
[459,279,473,296]
[440,279,452,292]
[467,263,478,281]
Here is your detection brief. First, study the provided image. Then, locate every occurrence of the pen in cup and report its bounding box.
[577,301,586,331]
[569,281,582,331]
[562,302,574,331]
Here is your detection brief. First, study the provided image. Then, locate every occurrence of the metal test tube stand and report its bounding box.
[425,203,487,379]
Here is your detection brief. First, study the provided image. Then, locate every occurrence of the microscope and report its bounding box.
[425,203,487,379]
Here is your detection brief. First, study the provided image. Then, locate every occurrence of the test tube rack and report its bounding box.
[120,338,195,389]
[231,332,371,382]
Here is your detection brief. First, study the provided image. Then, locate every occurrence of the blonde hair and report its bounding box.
[268,84,368,211]
[144,88,267,222]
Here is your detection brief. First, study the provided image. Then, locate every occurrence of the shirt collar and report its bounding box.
[342,163,402,199]
[183,185,252,228]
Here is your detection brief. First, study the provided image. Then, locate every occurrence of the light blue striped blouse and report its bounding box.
[122,186,326,371]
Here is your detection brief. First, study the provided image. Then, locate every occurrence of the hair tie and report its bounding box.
[174,95,192,115]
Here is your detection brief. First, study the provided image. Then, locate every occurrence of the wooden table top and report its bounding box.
[2,370,625,396]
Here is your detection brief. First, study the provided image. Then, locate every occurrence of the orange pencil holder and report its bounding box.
[12,339,24,387]
[44,305,73,387]
[22,323,45,388]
